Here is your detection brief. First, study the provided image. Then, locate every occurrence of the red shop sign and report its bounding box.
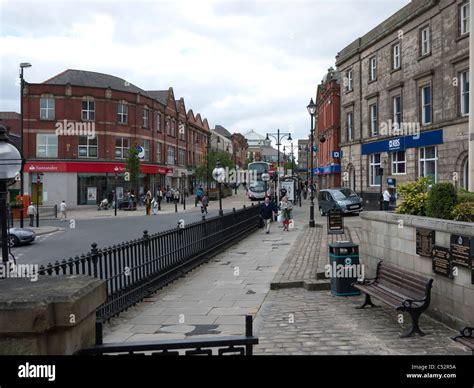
[24,162,170,174]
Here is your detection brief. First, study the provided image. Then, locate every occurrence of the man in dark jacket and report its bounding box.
[260,197,277,234]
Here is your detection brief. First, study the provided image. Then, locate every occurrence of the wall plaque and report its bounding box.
[432,246,453,279]
[416,229,435,258]
[450,235,473,269]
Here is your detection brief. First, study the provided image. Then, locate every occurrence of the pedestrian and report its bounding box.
[260,197,277,234]
[166,189,172,203]
[195,186,204,206]
[152,196,158,215]
[201,194,209,214]
[59,200,67,221]
[383,188,391,211]
[27,202,36,227]
[184,186,189,198]
[279,196,293,231]
[145,190,152,215]
[156,188,163,209]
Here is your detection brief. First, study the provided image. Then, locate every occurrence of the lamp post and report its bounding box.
[0,125,23,263]
[266,129,292,207]
[19,62,31,228]
[307,98,316,228]
[181,172,186,210]
[212,160,225,216]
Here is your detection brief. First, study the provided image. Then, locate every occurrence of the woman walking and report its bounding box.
[279,196,293,231]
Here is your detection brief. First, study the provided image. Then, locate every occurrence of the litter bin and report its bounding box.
[328,241,360,296]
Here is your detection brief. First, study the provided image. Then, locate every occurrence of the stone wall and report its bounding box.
[359,211,474,329]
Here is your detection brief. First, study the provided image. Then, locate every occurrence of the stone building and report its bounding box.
[336,0,470,208]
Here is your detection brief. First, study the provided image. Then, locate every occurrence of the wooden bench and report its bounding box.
[353,261,433,338]
[452,327,474,353]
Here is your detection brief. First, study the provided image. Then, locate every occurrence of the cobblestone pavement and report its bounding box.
[254,288,471,355]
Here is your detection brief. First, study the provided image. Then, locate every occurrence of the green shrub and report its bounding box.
[457,188,474,203]
[451,201,474,222]
[426,183,458,219]
[395,176,432,216]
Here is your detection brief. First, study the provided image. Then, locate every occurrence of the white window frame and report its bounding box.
[346,70,353,92]
[393,43,401,70]
[370,103,378,136]
[461,2,470,36]
[391,151,406,175]
[36,134,58,158]
[369,57,377,81]
[143,139,150,161]
[117,103,128,124]
[421,85,432,125]
[143,108,149,128]
[40,97,55,120]
[419,146,438,183]
[347,112,353,141]
[420,26,431,56]
[369,153,381,187]
[167,145,175,165]
[115,137,129,159]
[178,148,186,166]
[156,142,162,163]
[156,113,161,131]
[81,100,95,121]
[461,70,469,116]
[393,96,402,130]
[78,136,98,158]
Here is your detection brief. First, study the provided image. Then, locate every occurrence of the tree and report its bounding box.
[125,146,141,196]
[196,150,235,187]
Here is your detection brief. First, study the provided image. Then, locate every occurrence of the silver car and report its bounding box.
[318,188,364,216]
[5,228,36,247]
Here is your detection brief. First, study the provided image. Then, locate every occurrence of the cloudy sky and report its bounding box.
[0,0,409,147]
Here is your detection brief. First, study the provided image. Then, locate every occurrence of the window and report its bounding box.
[81,100,95,121]
[178,149,186,166]
[171,120,176,137]
[166,119,171,135]
[78,136,98,158]
[460,2,470,35]
[143,140,150,161]
[156,142,162,163]
[419,146,438,183]
[369,153,381,186]
[369,57,377,81]
[391,151,406,175]
[421,85,432,125]
[143,108,149,128]
[461,70,469,116]
[346,70,353,92]
[392,43,401,70]
[346,112,353,141]
[420,26,431,56]
[36,134,58,158]
[167,145,175,165]
[393,96,402,131]
[40,97,55,120]
[117,103,128,124]
[370,103,378,136]
[115,137,129,159]
[156,113,161,131]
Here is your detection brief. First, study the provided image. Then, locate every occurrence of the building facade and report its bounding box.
[336,0,470,208]
[315,67,342,189]
[22,69,211,206]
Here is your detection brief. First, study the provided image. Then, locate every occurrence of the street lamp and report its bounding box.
[212,160,226,216]
[206,134,220,197]
[266,129,292,207]
[307,98,316,228]
[19,62,31,228]
[0,125,23,263]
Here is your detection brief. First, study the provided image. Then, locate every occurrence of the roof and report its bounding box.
[243,129,266,141]
[214,125,232,138]
[260,145,278,156]
[336,0,437,66]
[321,67,340,84]
[0,112,20,119]
[147,90,169,105]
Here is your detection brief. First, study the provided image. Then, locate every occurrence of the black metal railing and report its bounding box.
[39,204,261,323]
[77,315,258,356]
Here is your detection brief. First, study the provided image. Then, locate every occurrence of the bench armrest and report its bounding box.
[355,277,376,286]
[401,298,426,309]
[460,327,473,338]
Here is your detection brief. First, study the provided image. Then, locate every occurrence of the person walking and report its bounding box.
[201,194,209,215]
[59,200,67,221]
[145,190,152,215]
[156,188,163,210]
[279,196,293,231]
[260,197,277,234]
[195,186,204,206]
[152,196,158,215]
[166,188,172,203]
[27,202,36,227]
[383,188,391,211]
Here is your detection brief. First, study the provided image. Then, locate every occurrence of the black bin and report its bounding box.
[328,242,361,296]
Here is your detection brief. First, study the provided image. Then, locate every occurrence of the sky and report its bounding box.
[0,0,410,148]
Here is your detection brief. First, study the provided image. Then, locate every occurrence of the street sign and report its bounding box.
[312,145,318,152]
[332,150,342,158]
[136,146,145,159]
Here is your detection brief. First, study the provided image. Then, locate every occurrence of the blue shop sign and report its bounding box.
[361,129,443,155]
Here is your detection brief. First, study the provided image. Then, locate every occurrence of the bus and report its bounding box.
[247,161,272,201]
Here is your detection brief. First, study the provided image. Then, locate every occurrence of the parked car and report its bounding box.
[317,188,364,216]
[0,228,36,247]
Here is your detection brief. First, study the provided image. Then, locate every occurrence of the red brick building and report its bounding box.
[315,67,341,189]
[21,69,210,206]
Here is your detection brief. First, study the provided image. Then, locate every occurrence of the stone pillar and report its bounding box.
[0,275,106,355]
